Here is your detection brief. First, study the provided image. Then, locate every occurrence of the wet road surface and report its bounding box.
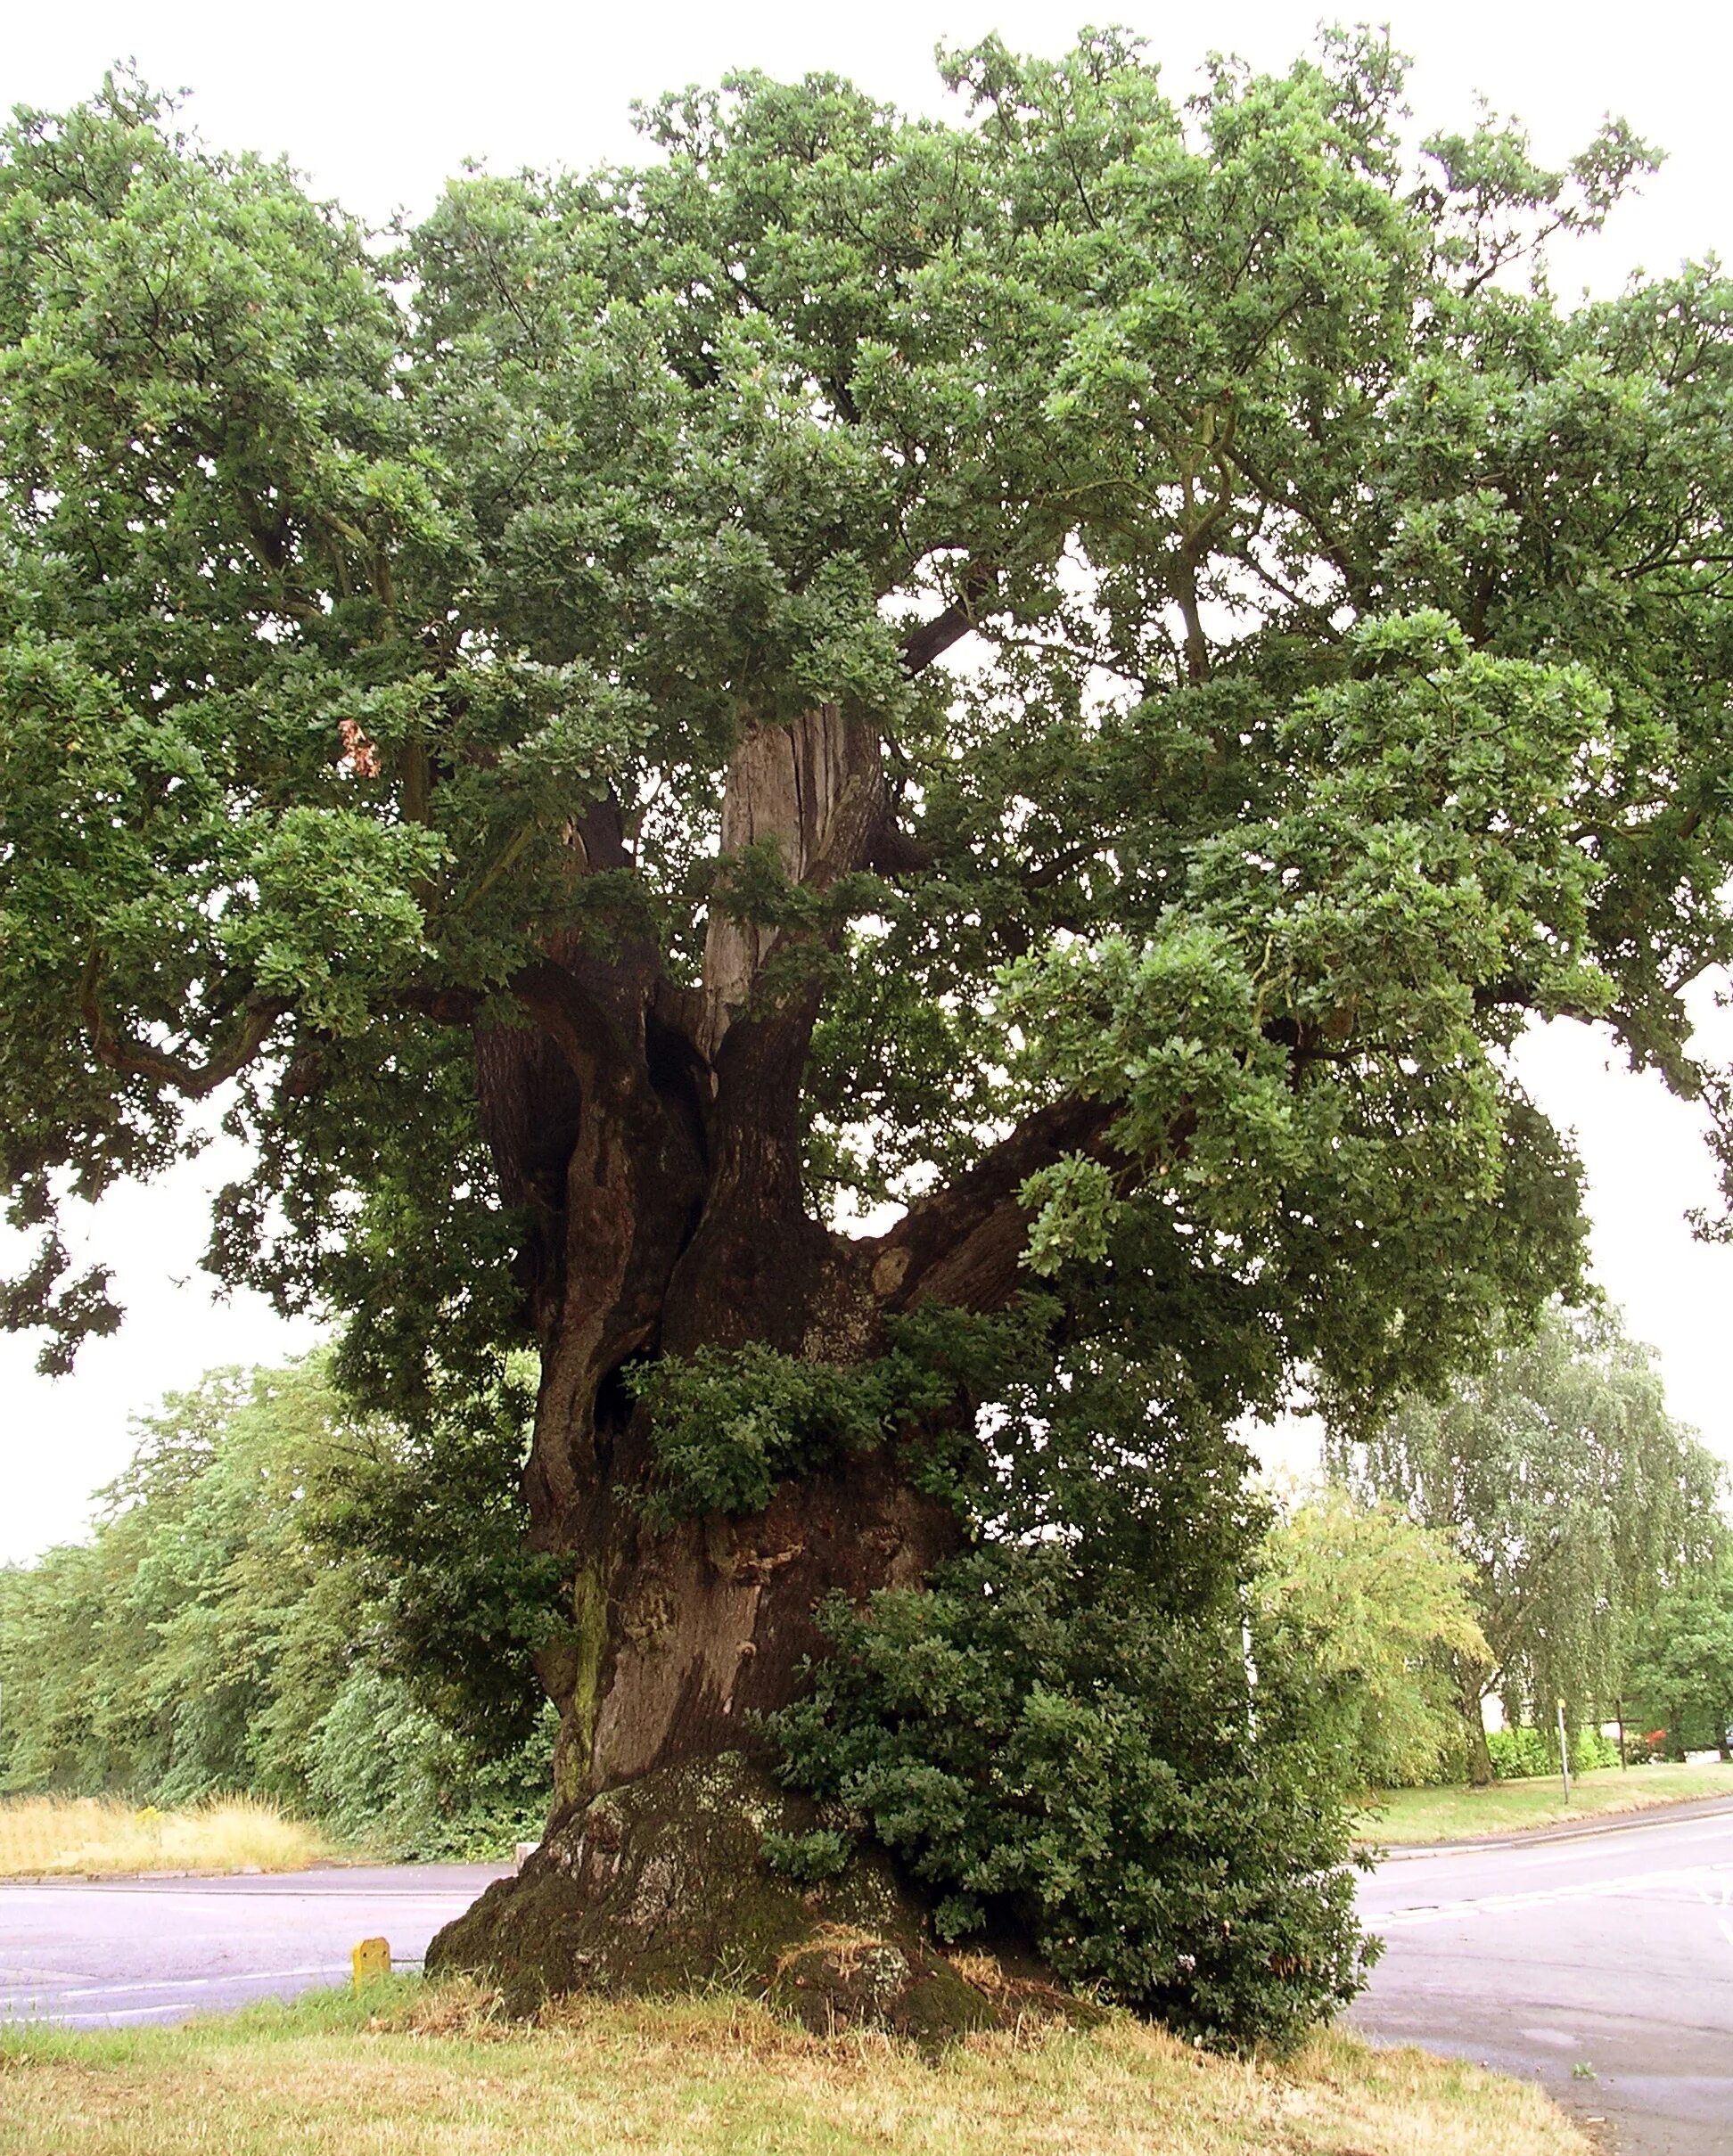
[0,1864,508,2027]
[6,1812,1730,2155]
[1353,1801,1733,2155]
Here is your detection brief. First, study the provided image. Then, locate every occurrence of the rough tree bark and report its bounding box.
[429,616,1096,2018]
[495,702,965,1812]
[1456,1658,1497,1787]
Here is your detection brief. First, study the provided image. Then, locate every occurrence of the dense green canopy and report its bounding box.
[1627,1553,1733,1754]
[4,34,1729,1428]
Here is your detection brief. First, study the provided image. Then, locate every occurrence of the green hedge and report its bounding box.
[1485,1724,1620,1779]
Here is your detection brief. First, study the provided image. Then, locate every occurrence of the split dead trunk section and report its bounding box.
[469,707,952,1816]
[439,700,1113,2009]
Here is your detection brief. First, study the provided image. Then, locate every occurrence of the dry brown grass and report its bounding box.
[0,1979,1593,2155]
[0,1794,332,1878]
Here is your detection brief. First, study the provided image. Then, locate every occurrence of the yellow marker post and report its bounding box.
[351,1936,391,1988]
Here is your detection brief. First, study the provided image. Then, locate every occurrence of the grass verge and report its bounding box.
[1359,1757,1733,1844]
[0,1794,333,1878]
[0,1979,1591,2155]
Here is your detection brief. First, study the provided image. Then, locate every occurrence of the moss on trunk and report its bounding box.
[425,1751,999,2040]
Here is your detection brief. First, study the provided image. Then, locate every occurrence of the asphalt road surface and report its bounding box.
[0,1864,508,2027]
[1352,1801,1733,2156]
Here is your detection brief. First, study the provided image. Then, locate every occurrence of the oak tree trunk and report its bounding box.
[430,693,1094,2013]
[480,708,963,1815]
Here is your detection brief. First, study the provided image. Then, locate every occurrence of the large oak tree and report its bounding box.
[7,31,1733,2006]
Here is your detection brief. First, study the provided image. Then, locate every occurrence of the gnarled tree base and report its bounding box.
[425,1752,999,2038]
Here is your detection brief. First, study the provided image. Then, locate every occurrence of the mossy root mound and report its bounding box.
[425,1751,997,2038]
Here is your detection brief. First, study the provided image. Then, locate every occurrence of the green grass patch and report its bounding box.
[1359,1758,1733,1844]
[0,1980,1591,2156]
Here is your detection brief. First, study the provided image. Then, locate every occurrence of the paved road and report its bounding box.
[1352,1804,1733,2156]
[0,1865,508,2027]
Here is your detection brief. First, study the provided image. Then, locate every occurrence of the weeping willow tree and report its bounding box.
[6,30,1733,2028]
[1336,1306,1727,1779]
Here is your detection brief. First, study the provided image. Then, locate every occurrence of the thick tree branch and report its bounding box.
[1472,977,1605,1025]
[506,957,657,1100]
[79,953,285,1100]
[899,560,999,676]
[864,817,938,875]
[865,1095,1121,1315]
[1024,840,1104,891]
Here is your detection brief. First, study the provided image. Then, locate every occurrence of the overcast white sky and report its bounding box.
[5,0,1733,1562]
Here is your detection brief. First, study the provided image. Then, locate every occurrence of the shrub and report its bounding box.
[1484,1725,1619,1779]
[769,1543,1376,2053]
[305,1668,554,1860]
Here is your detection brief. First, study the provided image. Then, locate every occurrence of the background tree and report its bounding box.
[1625,1557,1733,1758]
[0,1359,554,1854]
[7,32,1733,2028]
[1335,1305,1726,1779]
[1259,1489,1488,1791]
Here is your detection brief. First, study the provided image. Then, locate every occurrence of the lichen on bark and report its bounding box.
[425,1750,1000,2039]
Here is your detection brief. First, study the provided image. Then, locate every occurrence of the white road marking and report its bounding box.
[45,1965,347,2001]
[36,2003,203,2025]
[1378,1861,1733,1928]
